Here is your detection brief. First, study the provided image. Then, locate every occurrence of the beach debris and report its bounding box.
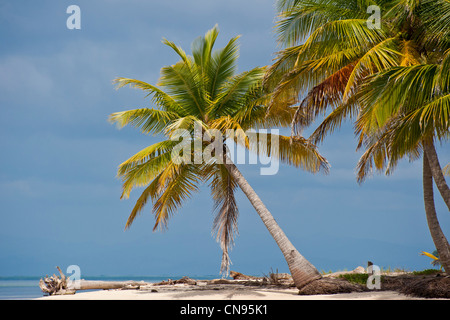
[39,266,76,295]
[230,271,259,280]
[39,266,145,295]
[153,276,197,286]
[353,266,366,274]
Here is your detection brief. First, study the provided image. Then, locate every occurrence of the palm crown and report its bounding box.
[109,25,328,274]
[267,0,449,180]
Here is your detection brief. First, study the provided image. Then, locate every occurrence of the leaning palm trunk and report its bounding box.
[224,154,322,288]
[423,140,450,211]
[423,153,450,273]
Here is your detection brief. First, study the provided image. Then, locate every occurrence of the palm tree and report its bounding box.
[109,26,329,288]
[353,49,450,272]
[266,0,450,272]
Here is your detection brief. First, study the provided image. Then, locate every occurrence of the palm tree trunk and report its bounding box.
[423,153,450,273]
[423,140,450,211]
[223,154,322,289]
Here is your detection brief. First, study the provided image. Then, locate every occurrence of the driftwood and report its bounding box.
[39,266,144,295]
[153,276,197,286]
[230,271,259,280]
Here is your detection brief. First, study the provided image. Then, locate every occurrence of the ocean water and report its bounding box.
[0,278,42,300]
[0,275,219,300]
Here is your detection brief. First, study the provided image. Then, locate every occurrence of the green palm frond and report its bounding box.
[158,60,207,118]
[302,18,386,51]
[263,44,304,91]
[210,67,266,117]
[240,104,296,131]
[355,112,426,183]
[125,173,162,230]
[275,0,372,46]
[418,0,450,47]
[113,78,181,113]
[162,38,192,66]
[151,163,202,231]
[207,34,240,101]
[439,49,450,91]
[109,108,179,135]
[406,93,450,139]
[343,36,401,100]
[268,46,363,110]
[164,115,208,137]
[118,140,177,199]
[356,64,441,134]
[191,25,219,73]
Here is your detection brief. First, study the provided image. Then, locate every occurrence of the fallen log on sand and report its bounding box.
[39,266,145,295]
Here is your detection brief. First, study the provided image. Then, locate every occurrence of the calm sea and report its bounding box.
[0,275,219,300]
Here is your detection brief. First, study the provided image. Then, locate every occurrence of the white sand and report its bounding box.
[35,287,432,300]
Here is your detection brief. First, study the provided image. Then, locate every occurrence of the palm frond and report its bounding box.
[206,164,239,275]
[244,133,330,173]
[309,94,360,144]
[356,64,440,134]
[208,35,241,101]
[162,38,192,66]
[210,67,265,117]
[108,108,179,135]
[343,36,401,100]
[275,0,371,46]
[355,115,423,183]
[418,0,450,47]
[158,60,207,119]
[118,140,177,199]
[151,163,202,231]
[113,77,181,113]
[302,18,386,51]
[295,63,356,135]
[268,46,364,113]
[191,25,219,73]
[407,93,450,139]
[125,173,162,229]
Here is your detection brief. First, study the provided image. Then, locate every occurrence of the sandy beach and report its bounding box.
[36,288,428,300]
[36,277,448,300]
[35,267,450,301]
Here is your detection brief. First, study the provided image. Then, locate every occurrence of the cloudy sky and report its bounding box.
[1,0,448,278]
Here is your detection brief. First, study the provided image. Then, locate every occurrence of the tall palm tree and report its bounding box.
[354,49,450,272]
[266,0,450,271]
[109,26,329,288]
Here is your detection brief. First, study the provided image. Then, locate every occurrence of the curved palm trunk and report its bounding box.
[423,153,450,273]
[224,154,321,289]
[423,140,450,211]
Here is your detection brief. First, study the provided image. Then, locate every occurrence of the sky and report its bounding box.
[0,0,449,278]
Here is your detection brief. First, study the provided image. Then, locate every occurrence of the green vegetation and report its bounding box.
[412,269,441,276]
[338,273,371,285]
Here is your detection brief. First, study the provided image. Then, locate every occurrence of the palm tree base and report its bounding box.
[297,277,364,295]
